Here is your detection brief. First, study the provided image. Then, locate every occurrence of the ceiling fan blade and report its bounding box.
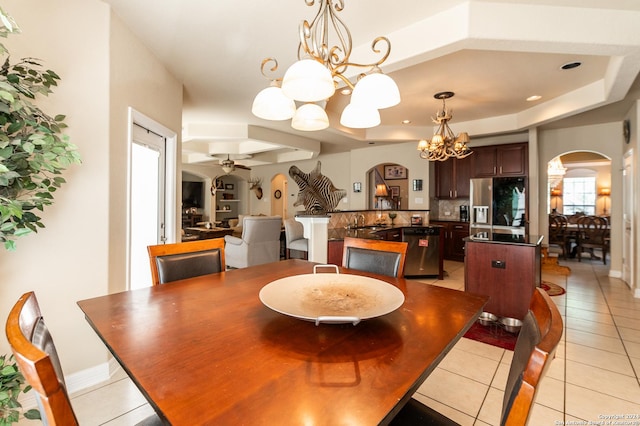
[235,164,251,170]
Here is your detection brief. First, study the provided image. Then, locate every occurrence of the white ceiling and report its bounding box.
[102,0,640,168]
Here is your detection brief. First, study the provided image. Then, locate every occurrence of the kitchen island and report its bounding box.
[464,233,543,321]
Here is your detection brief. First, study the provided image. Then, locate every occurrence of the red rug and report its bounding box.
[541,281,566,296]
[464,322,518,351]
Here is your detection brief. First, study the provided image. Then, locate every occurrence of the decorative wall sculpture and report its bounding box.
[289,161,346,214]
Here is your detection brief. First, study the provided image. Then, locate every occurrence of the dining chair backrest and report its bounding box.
[576,215,609,264]
[548,214,569,258]
[5,292,79,425]
[147,238,225,285]
[576,215,608,243]
[390,288,563,426]
[342,237,408,278]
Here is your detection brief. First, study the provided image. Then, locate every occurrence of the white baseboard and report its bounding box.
[19,359,118,410]
[635,288,640,299]
[609,269,622,279]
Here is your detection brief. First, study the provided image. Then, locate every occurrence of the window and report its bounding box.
[562,177,596,215]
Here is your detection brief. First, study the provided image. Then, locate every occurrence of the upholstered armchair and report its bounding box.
[224,215,282,268]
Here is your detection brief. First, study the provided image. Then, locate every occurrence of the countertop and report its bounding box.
[328,225,443,241]
[466,232,543,246]
[430,218,470,224]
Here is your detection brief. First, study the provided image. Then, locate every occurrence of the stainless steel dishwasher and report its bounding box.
[402,226,442,278]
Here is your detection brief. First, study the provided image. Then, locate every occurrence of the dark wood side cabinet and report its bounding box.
[327,240,345,265]
[471,143,528,178]
[464,237,541,320]
[435,156,472,199]
[430,221,469,262]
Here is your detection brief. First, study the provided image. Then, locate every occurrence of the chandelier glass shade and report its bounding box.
[340,103,381,128]
[251,84,296,121]
[417,92,472,161]
[252,0,400,131]
[291,103,330,131]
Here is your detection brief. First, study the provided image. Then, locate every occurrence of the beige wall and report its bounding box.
[107,11,183,294]
[0,0,182,376]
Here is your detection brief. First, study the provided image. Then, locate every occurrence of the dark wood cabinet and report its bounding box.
[375,228,402,241]
[471,143,527,178]
[435,156,472,199]
[464,239,541,320]
[431,221,469,262]
[327,240,344,265]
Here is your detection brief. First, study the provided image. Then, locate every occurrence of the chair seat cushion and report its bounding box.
[289,239,308,251]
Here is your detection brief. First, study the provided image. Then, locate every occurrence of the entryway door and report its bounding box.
[128,110,177,290]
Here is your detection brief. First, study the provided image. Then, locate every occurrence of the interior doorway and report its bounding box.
[271,174,287,218]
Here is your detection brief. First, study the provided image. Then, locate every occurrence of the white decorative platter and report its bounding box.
[259,267,405,326]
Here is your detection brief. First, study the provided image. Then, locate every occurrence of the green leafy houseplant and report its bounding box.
[0,7,81,250]
[0,354,39,425]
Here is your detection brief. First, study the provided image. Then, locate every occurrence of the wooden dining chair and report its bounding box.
[341,237,408,278]
[548,214,569,259]
[390,287,563,426]
[576,215,609,265]
[6,292,163,425]
[147,238,225,285]
[5,292,78,425]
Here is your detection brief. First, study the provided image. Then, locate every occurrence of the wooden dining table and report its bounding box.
[77,259,488,425]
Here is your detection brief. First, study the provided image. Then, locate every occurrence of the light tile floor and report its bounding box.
[21,257,640,425]
[411,258,640,426]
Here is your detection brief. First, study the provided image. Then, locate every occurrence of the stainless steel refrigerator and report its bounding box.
[469,177,527,236]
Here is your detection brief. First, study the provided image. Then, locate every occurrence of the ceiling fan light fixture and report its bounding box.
[340,103,381,128]
[252,86,296,120]
[350,72,400,109]
[291,103,330,131]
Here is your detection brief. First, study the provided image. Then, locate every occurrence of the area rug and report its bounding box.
[541,281,566,296]
[463,322,517,351]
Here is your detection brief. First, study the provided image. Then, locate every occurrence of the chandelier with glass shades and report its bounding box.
[251,0,401,131]
[417,92,472,161]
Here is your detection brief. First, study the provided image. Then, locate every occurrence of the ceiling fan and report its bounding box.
[220,154,251,174]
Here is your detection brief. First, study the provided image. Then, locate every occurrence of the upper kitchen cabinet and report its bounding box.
[434,155,472,199]
[471,143,528,177]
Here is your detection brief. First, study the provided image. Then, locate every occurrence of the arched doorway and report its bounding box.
[367,163,409,210]
[547,151,611,217]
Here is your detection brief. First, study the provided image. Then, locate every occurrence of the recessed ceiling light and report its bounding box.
[561,61,582,70]
[401,119,411,124]
[340,88,352,95]
[526,95,542,102]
